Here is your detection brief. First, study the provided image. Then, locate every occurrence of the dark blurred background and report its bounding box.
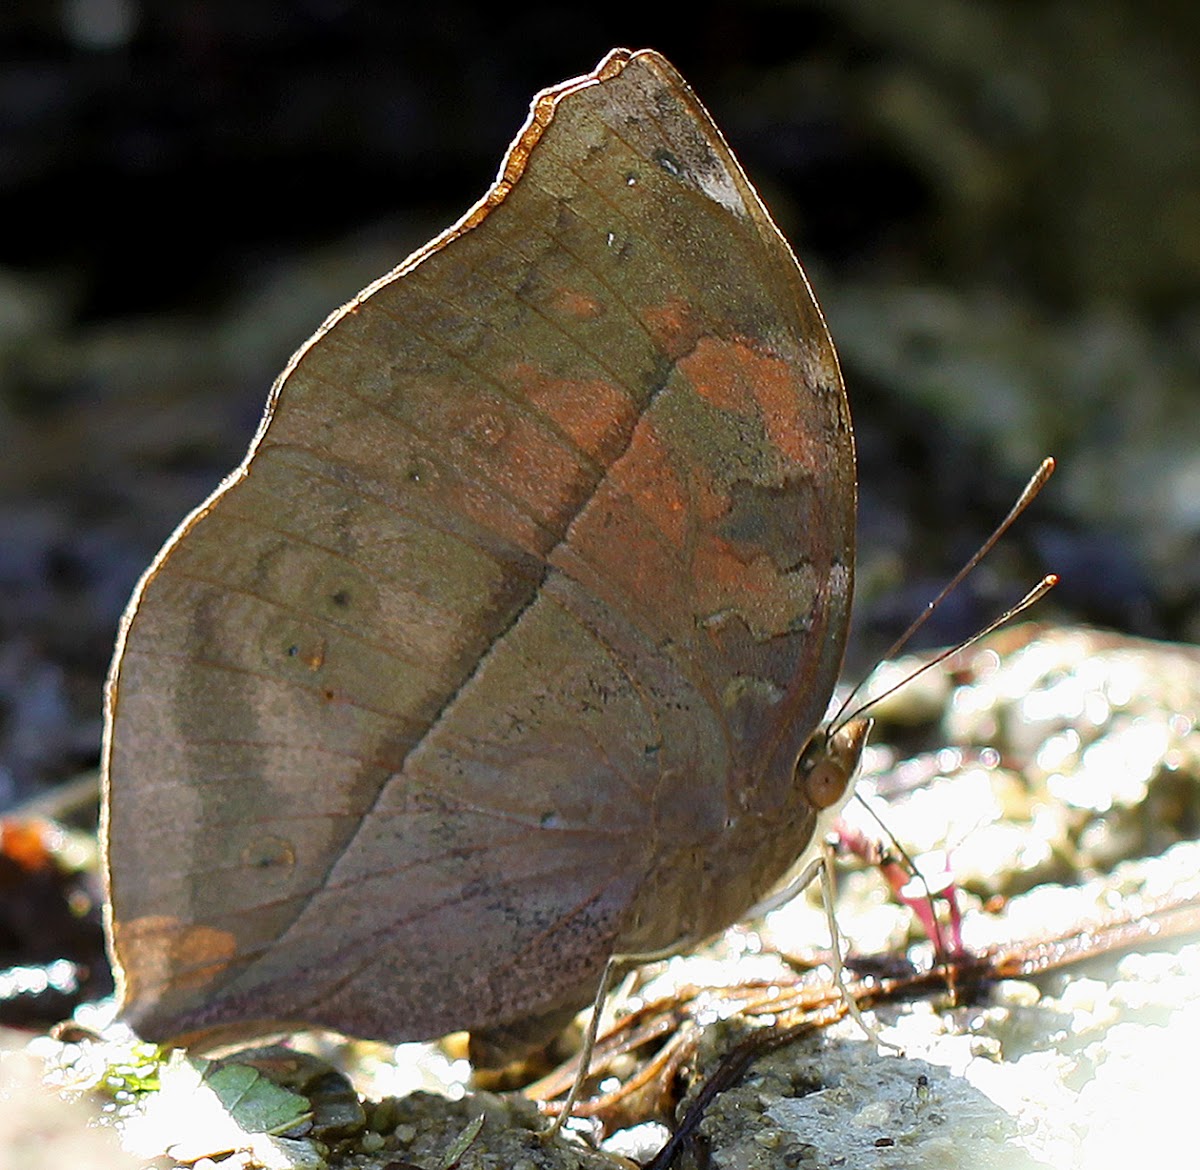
[2,0,1198,809]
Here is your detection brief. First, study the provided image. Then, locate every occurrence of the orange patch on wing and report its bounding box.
[117,916,237,998]
[680,336,818,471]
[509,363,637,462]
[570,478,685,619]
[547,287,604,320]
[692,473,733,525]
[642,296,705,361]
[445,388,595,534]
[692,534,812,642]
[693,534,762,597]
[612,420,688,549]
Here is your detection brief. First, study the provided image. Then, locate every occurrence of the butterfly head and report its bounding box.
[796,716,872,818]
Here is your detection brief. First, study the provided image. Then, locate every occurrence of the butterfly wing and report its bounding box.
[102,48,854,1048]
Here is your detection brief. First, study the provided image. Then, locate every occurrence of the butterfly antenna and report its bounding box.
[837,573,1057,733]
[826,460,1056,987]
[835,572,1057,968]
[832,456,1056,733]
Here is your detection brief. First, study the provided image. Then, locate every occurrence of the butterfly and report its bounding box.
[102,47,862,1068]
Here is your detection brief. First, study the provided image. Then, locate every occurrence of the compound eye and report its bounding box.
[804,758,851,810]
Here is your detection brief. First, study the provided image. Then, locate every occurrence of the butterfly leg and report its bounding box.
[814,841,904,1055]
[544,934,695,1139]
[751,842,903,1054]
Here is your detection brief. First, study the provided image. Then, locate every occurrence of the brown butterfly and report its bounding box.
[102,47,862,1066]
